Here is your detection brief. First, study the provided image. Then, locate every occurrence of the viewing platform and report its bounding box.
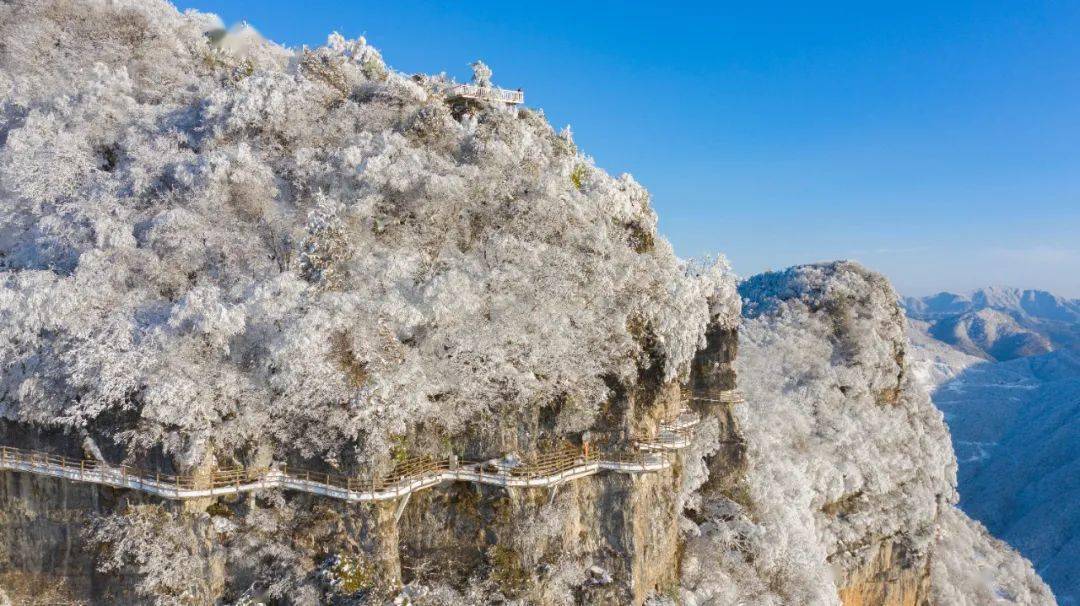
[449,83,524,105]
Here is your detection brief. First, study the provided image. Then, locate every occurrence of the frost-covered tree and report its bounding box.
[470,61,493,88]
[931,507,1055,605]
[88,505,223,605]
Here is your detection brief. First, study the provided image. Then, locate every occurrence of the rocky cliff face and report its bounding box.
[387,377,692,605]
[0,465,227,605]
[679,262,1053,606]
[0,472,101,603]
[0,356,708,605]
[836,538,931,606]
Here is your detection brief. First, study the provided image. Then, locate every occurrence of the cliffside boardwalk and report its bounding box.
[0,393,741,504]
[449,83,524,105]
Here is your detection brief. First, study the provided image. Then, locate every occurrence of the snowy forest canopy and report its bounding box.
[0,0,737,472]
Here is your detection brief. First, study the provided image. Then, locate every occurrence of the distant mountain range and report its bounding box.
[906,286,1080,604]
[903,287,1080,361]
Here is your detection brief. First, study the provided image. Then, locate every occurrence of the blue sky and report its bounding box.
[175,1,1080,297]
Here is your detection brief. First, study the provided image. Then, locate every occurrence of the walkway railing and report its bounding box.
[0,409,700,503]
[635,409,701,451]
[449,84,524,105]
[684,389,745,405]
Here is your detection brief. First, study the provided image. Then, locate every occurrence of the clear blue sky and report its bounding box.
[175,1,1080,297]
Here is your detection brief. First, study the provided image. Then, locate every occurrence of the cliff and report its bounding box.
[0,1,1058,604]
[678,262,1053,605]
[0,0,731,602]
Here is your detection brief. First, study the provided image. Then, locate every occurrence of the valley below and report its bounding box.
[907,290,1080,604]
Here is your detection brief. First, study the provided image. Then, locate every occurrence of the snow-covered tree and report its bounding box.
[470,61,493,88]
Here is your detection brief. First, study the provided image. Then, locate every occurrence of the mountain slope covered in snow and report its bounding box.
[679,262,1053,605]
[908,317,1080,604]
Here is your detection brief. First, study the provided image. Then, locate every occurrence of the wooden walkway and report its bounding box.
[0,401,735,503]
[684,390,745,405]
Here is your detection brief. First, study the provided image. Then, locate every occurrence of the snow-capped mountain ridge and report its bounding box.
[905,287,1080,323]
[904,287,1080,361]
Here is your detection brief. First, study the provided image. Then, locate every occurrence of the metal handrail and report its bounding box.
[449,83,524,104]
